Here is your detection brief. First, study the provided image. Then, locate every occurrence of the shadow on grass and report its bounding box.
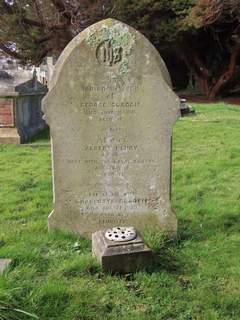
[140,214,231,276]
[178,212,240,242]
[148,236,197,276]
[125,228,195,276]
[146,212,240,275]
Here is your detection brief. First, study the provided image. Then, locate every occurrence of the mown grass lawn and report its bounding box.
[0,103,240,320]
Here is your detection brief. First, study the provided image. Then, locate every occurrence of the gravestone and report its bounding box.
[0,71,47,144]
[43,19,180,237]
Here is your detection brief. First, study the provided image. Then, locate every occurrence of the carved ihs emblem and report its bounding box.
[96,40,122,66]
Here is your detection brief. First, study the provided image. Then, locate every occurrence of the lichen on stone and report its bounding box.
[85,22,135,77]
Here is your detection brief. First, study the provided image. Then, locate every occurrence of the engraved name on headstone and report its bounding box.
[43,19,180,236]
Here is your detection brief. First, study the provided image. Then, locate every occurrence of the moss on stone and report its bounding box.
[86,22,135,76]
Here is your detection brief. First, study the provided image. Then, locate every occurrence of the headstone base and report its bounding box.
[0,259,12,274]
[92,230,153,273]
[0,128,20,144]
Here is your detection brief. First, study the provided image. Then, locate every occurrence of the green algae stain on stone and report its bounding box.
[85,22,135,76]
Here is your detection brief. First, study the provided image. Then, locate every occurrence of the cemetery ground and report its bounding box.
[0,103,240,320]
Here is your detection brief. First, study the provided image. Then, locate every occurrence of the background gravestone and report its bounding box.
[0,71,47,144]
[43,18,180,237]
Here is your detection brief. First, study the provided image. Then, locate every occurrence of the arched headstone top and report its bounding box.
[49,19,172,91]
[43,19,180,237]
[44,18,177,125]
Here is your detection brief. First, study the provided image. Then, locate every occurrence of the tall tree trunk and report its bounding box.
[207,44,240,100]
[180,43,211,95]
[180,41,240,100]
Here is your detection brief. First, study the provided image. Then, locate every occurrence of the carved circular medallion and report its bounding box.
[105,227,137,242]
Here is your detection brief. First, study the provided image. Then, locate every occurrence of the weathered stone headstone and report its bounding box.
[0,71,47,144]
[43,19,180,237]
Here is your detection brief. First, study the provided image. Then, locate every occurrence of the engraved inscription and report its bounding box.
[62,190,153,215]
[96,40,123,66]
[43,19,179,236]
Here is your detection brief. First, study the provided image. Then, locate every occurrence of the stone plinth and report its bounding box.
[92,230,153,273]
[0,128,20,144]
